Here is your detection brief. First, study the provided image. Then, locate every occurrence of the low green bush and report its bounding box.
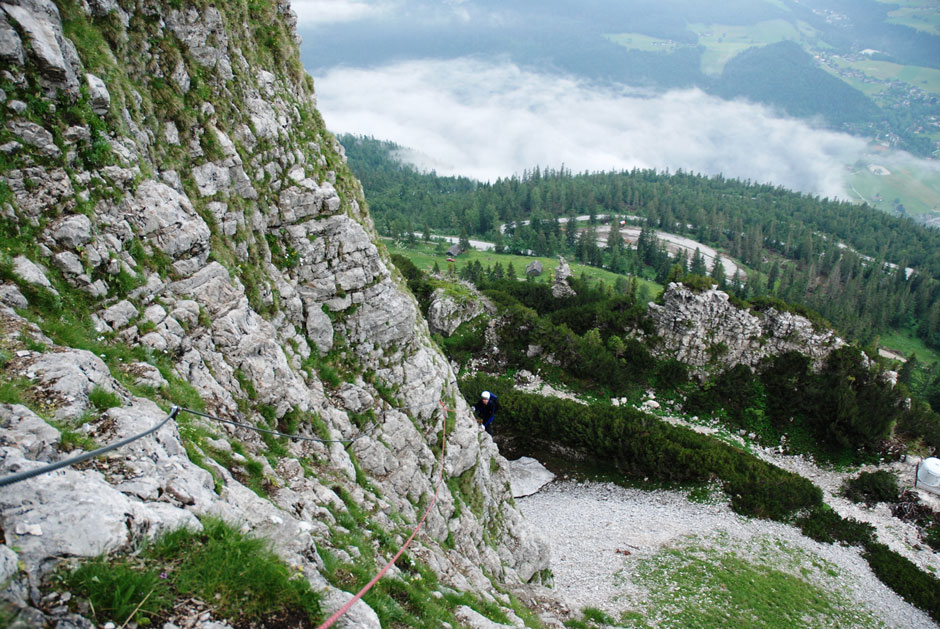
[863,542,940,623]
[796,507,875,546]
[461,374,821,520]
[841,470,900,506]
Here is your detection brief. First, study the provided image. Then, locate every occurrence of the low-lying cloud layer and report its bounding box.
[315,57,874,198]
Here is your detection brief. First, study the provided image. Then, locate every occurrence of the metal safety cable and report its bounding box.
[316,400,452,629]
[0,406,179,488]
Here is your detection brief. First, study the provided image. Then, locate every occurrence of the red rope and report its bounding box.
[317,401,452,628]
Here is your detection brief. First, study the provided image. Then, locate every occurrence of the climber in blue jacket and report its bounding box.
[473,390,498,435]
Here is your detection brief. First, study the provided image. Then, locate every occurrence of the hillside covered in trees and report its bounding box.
[342,134,940,356]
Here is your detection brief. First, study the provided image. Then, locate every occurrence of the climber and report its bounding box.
[473,390,498,435]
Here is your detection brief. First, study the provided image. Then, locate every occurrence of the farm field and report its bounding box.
[604,33,679,53]
[825,56,940,96]
[688,20,820,75]
[846,158,940,218]
[877,0,940,37]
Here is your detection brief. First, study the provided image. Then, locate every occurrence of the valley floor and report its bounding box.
[519,479,937,627]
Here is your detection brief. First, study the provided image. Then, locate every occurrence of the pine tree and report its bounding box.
[710,256,727,288]
[690,248,707,276]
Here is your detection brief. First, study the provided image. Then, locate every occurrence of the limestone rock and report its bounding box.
[102,299,137,329]
[12,256,58,296]
[3,167,74,217]
[0,403,60,461]
[27,349,115,419]
[0,283,27,309]
[0,446,200,578]
[0,10,24,65]
[49,214,92,248]
[427,285,494,337]
[84,73,110,114]
[1,0,81,95]
[321,588,381,629]
[6,120,60,157]
[508,457,555,498]
[648,282,845,376]
[124,180,211,260]
[551,257,576,299]
[455,605,518,628]
[51,250,83,277]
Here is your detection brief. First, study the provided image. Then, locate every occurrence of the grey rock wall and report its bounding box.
[0,0,549,625]
[648,282,845,376]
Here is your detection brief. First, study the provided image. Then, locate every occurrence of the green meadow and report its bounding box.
[846,159,940,217]
[384,239,663,299]
[688,20,820,75]
[877,0,940,37]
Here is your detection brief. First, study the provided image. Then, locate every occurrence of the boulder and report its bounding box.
[12,256,58,296]
[85,73,110,114]
[49,214,93,248]
[0,11,24,65]
[525,260,542,277]
[551,257,576,298]
[0,283,28,309]
[124,180,211,260]
[6,120,60,158]
[508,457,555,498]
[426,286,494,337]
[1,0,80,94]
[102,299,137,329]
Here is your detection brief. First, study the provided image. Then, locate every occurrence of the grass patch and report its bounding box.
[618,539,882,628]
[61,518,323,626]
[385,239,663,301]
[65,557,172,626]
[688,19,818,75]
[88,386,121,411]
[150,518,322,624]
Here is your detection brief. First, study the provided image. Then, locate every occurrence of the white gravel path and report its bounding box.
[519,479,938,628]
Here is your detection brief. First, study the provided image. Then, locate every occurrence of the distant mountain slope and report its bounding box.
[715,41,881,125]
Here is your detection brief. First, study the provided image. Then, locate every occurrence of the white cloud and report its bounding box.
[314,57,879,199]
[290,0,395,27]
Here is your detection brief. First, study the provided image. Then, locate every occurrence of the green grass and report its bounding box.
[846,158,940,217]
[385,239,663,301]
[879,328,940,365]
[149,518,322,624]
[88,386,121,411]
[65,557,173,626]
[616,538,883,628]
[62,518,324,626]
[688,20,820,75]
[826,56,940,96]
[877,0,940,37]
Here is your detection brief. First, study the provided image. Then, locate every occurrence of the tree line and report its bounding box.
[342,134,940,351]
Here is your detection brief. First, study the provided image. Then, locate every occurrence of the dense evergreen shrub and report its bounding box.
[391,254,434,315]
[863,542,940,622]
[461,374,821,520]
[796,507,875,546]
[841,470,900,506]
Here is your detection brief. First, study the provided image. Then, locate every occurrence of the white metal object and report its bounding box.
[916,457,940,495]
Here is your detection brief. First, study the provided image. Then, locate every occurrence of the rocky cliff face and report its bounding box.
[0,1,548,626]
[648,283,846,376]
